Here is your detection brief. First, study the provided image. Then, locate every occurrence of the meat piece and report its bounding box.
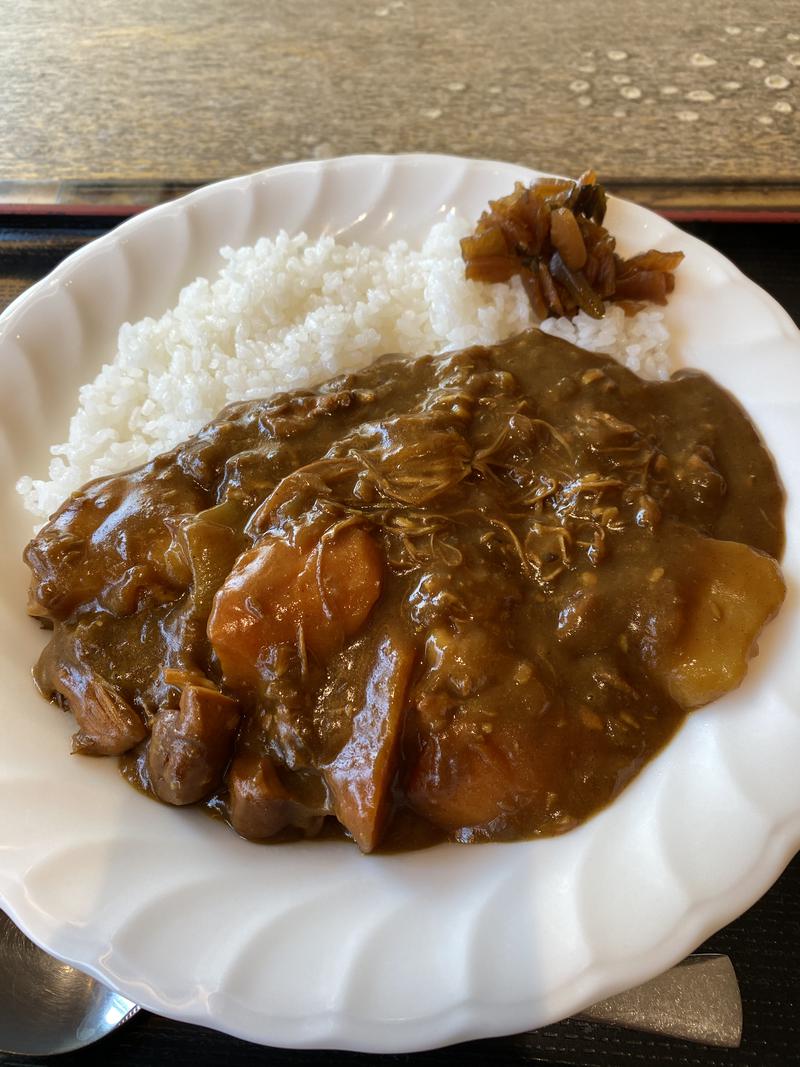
[324,631,416,853]
[52,667,147,756]
[653,537,785,709]
[227,754,326,839]
[147,685,241,805]
[208,523,383,688]
[24,461,206,623]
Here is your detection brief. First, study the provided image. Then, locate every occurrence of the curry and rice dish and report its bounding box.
[24,327,785,851]
[21,173,786,852]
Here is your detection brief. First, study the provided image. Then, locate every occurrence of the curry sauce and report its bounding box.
[24,329,785,851]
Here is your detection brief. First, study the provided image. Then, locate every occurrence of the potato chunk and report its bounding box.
[406,718,552,834]
[227,754,326,840]
[406,629,553,835]
[656,537,785,709]
[208,524,382,688]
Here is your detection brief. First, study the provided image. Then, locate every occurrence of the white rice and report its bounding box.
[17,214,672,522]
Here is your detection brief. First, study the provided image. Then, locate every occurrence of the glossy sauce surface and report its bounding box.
[25,330,786,851]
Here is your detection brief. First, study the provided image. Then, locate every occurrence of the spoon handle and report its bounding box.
[575,953,742,1047]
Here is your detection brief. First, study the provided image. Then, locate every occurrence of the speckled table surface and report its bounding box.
[0,0,798,213]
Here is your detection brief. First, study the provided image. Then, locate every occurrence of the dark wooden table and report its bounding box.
[0,0,799,216]
[0,215,798,1067]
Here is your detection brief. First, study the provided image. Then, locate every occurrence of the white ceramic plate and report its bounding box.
[0,155,799,1053]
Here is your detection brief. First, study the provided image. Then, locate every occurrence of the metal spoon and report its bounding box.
[577,953,742,1047]
[0,908,742,1055]
[0,910,139,1056]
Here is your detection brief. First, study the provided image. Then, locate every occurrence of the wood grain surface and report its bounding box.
[0,0,798,212]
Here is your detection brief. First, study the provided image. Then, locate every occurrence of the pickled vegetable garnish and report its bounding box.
[461,171,684,320]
